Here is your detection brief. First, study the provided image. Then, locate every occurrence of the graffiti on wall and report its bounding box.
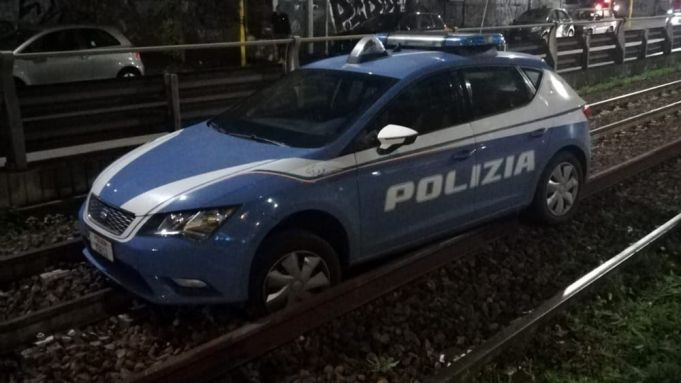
[19,0,62,25]
[330,0,403,32]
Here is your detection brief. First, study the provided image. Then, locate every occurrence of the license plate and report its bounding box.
[89,231,114,262]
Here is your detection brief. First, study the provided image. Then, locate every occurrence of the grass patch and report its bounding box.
[543,270,681,383]
[577,64,681,96]
[477,237,681,383]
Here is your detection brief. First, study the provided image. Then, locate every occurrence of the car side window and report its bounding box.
[432,15,446,29]
[81,29,120,48]
[549,10,558,22]
[25,30,81,52]
[522,68,543,91]
[462,67,533,118]
[399,14,418,30]
[559,11,570,21]
[355,72,465,151]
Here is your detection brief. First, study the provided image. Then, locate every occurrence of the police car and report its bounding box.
[79,33,590,313]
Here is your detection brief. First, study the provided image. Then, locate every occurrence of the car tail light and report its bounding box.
[133,52,141,61]
[582,104,592,119]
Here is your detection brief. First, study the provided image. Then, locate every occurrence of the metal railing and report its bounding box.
[0,15,680,172]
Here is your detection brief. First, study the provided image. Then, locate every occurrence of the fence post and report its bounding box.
[0,52,26,170]
[285,36,301,73]
[164,73,182,131]
[639,29,649,60]
[545,25,558,70]
[613,21,625,65]
[663,18,674,55]
[580,31,591,71]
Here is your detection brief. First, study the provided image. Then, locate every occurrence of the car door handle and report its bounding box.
[452,148,476,161]
[529,128,547,137]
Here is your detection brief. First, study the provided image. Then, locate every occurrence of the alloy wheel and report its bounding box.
[263,250,332,312]
[546,162,579,216]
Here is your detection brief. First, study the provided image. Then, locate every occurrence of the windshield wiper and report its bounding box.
[226,132,287,147]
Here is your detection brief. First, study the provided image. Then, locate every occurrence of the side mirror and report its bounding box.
[377,124,418,153]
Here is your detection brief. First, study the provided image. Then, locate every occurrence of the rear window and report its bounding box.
[463,67,533,118]
[523,68,543,90]
[81,28,120,48]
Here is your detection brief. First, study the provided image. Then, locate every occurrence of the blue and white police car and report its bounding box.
[79,33,591,313]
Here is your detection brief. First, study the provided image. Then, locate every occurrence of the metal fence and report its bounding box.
[0,16,679,171]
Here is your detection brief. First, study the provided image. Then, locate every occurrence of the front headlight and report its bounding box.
[154,208,235,240]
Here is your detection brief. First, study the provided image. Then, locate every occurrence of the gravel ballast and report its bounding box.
[0,214,79,258]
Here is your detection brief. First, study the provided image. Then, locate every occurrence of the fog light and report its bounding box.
[172,278,208,288]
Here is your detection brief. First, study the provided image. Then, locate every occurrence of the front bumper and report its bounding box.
[79,209,254,305]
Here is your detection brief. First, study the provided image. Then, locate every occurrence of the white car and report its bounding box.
[2,25,145,86]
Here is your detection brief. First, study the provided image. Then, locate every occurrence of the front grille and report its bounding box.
[88,196,135,235]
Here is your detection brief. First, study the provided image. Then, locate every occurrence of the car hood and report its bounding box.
[91,122,316,215]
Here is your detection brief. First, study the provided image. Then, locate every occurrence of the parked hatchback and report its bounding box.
[572,8,618,36]
[0,25,144,86]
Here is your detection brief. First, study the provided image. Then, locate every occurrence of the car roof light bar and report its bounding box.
[376,32,506,53]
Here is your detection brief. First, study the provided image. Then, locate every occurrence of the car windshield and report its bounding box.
[210,69,396,148]
[517,9,551,23]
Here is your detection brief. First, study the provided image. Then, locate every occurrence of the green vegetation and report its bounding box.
[479,237,681,383]
[578,63,681,96]
[544,273,681,383]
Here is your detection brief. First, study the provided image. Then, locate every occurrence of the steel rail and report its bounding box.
[591,99,681,136]
[429,183,681,382]
[130,221,515,383]
[0,287,132,353]
[126,127,681,383]
[589,79,681,109]
[0,239,83,285]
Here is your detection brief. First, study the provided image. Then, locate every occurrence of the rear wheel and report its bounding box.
[117,67,141,79]
[248,229,341,315]
[529,151,584,224]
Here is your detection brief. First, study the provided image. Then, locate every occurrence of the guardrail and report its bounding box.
[0,16,679,173]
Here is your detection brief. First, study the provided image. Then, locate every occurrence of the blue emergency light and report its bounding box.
[376,32,506,51]
[347,32,506,64]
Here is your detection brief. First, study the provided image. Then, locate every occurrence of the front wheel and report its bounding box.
[528,151,584,224]
[248,229,341,315]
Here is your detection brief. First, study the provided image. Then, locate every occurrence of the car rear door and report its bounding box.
[353,71,479,258]
[461,66,550,217]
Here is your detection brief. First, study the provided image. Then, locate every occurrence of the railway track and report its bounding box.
[3,80,681,381]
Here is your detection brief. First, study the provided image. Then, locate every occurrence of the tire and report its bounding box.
[248,229,341,316]
[528,151,584,225]
[117,67,141,79]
